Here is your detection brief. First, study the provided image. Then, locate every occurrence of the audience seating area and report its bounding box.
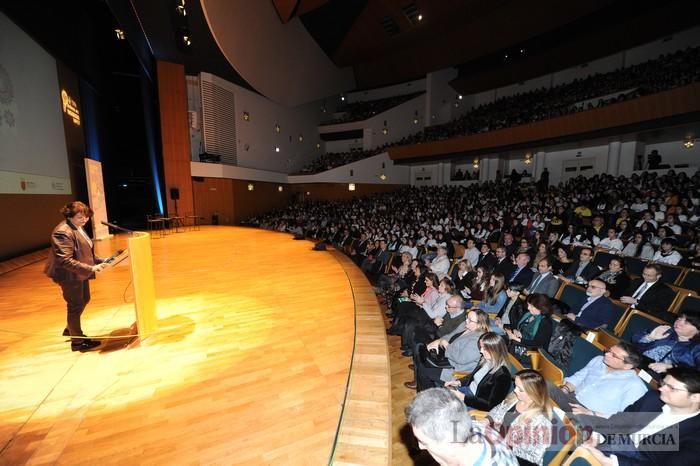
[296,46,700,176]
[251,166,700,465]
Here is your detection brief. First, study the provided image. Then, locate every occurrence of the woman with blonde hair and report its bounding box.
[482,369,553,466]
[445,332,512,410]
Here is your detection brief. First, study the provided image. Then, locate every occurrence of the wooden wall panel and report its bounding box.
[389,83,700,161]
[157,61,194,218]
[0,195,72,261]
[191,178,404,225]
[192,177,234,225]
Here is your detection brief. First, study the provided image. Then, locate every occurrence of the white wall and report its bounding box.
[194,73,326,173]
[625,27,700,67]
[288,153,410,184]
[200,0,354,106]
[346,78,425,103]
[425,68,459,125]
[645,140,699,168]
[363,94,425,149]
[466,25,700,108]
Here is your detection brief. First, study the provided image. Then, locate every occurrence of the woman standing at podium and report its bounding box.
[44,201,105,352]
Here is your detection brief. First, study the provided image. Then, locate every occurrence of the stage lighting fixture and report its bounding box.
[176,0,187,16]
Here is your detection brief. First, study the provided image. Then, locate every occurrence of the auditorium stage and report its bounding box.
[0,227,390,465]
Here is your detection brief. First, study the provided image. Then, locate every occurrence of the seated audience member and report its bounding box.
[408,294,467,352]
[461,238,480,267]
[559,247,600,285]
[452,259,474,295]
[502,233,518,258]
[548,342,647,418]
[523,257,559,298]
[505,293,554,353]
[620,264,677,321]
[475,273,507,314]
[399,278,455,356]
[476,242,497,272]
[652,238,683,265]
[507,252,535,288]
[360,239,390,276]
[376,251,412,294]
[494,246,516,278]
[517,238,535,263]
[635,210,658,230]
[620,231,655,260]
[467,266,491,301]
[405,388,519,466]
[564,279,618,330]
[493,283,527,332]
[662,213,682,235]
[531,243,549,271]
[426,245,450,279]
[479,369,553,466]
[597,256,631,300]
[445,332,513,411]
[596,227,624,253]
[408,310,489,391]
[386,271,435,335]
[633,311,700,373]
[581,367,700,466]
[552,247,573,276]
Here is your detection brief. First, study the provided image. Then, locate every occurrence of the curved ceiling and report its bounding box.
[200,0,354,107]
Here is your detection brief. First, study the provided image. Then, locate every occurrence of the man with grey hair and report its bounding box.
[405,388,518,465]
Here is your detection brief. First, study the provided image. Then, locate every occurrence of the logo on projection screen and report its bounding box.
[61,89,80,126]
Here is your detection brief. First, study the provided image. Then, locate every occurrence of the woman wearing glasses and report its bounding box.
[408,309,489,391]
[479,369,553,466]
[633,310,700,374]
[444,332,512,411]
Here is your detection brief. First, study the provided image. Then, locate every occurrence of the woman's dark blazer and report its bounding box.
[458,365,512,411]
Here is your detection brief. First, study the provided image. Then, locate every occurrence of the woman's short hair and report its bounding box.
[60,201,93,219]
[526,293,554,315]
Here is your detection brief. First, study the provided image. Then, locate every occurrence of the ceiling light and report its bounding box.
[275,147,280,152]
[417,14,423,22]
[275,124,280,133]
[684,139,695,149]
[278,186,283,192]
[348,183,356,191]
[379,174,387,181]
[243,111,250,121]
[114,29,125,40]
[247,183,254,191]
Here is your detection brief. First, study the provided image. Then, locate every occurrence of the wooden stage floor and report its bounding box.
[0,227,390,465]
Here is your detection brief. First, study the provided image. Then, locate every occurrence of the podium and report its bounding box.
[128,231,158,337]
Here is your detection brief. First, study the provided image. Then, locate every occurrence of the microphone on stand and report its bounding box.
[101,220,134,235]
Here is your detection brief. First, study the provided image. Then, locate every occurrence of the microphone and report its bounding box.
[101,220,134,235]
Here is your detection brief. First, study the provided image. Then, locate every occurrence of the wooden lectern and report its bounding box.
[128,231,158,338]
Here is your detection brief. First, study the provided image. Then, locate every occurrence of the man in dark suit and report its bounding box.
[523,257,560,298]
[507,252,534,288]
[560,247,600,284]
[476,242,497,273]
[580,366,700,466]
[44,201,106,352]
[564,279,618,329]
[494,246,515,278]
[620,264,677,322]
